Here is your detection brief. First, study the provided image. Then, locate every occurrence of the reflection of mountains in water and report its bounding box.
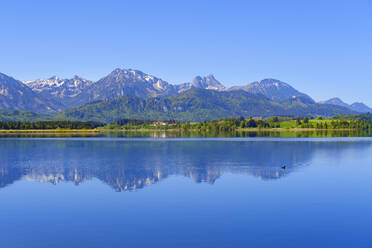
[0,139,370,191]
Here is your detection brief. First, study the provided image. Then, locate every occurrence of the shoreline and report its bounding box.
[101,127,356,132]
[0,127,363,134]
[0,129,100,133]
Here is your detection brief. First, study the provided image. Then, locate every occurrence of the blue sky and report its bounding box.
[1,0,371,105]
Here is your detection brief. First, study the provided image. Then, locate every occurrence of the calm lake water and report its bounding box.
[1,137,372,248]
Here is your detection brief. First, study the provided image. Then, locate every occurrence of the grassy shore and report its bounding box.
[0,129,100,133]
[100,127,356,132]
[0,128,370,138]
[0,127,359,133]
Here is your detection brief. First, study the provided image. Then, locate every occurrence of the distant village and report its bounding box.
[150,121,177,127]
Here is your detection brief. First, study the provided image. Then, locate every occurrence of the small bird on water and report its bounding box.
[281,165,286,170]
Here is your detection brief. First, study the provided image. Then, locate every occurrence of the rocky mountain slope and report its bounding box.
[0,73,59,114]
[229,78,315,104]
[23,70,226,110]
[75,69,177,104]
[24,75,93,97]
[177,75,226,93]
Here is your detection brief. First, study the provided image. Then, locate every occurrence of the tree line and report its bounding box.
[107,116,372,132]
[0,121,104,130]
[1,116,372,131]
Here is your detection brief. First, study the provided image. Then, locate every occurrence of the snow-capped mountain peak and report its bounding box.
[24,76,93,98]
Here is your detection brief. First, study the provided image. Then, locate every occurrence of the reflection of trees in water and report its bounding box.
[101,129,372,138]
[0,140,371,191]
[2,129,370,139]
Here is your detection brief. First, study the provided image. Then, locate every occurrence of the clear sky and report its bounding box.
[1,0,371,105]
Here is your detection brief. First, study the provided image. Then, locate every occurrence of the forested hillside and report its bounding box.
[53,88,356,123]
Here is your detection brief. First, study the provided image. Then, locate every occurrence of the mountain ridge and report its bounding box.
[0,69,370,121]
[0,72,60,114]
[53,88,356,123]
[319,97,372,113]
[229,78,315,104]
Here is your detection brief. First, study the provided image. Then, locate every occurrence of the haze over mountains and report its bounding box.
[0,68,370,122]
[319,97,372,113]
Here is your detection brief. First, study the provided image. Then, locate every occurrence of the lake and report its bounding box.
[1,137,372,248]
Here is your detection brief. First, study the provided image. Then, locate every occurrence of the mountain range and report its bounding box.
[53,88,355,122]
[319,97,372,113]
[0,73,60,114]
[0,68,370,122]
